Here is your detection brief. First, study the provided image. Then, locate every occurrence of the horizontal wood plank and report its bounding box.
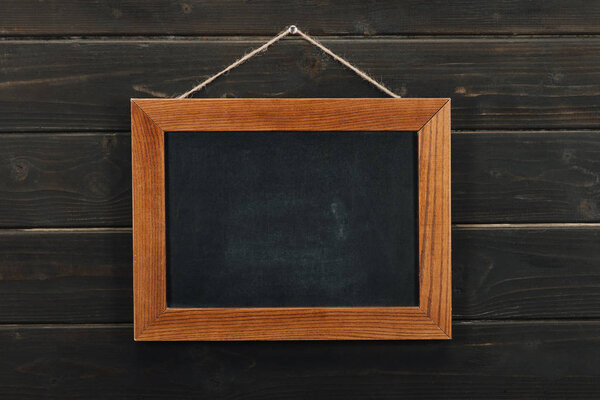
[0,322,598,399]
[453,226,600,320]
[1,1,600,36]
[0,230,132,323]
[452,131,600,223]
[0,133,131,227]
[2,131,598,228]
[1,39,599,131]
[1,227,598,323]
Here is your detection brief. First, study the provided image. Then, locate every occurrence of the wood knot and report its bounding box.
[10,158,31,182]
[86,172,111,197]
[181,3,192,14]
[580,199,599,218]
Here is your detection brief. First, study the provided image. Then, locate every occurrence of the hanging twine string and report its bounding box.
[176,25,400,99]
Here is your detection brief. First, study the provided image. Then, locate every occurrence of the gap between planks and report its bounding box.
[1,130,597,137]
[454,223,600,229]
[3,35,600,44]
[2,223,600,233]
[0,227,133,233]
[2,320,600,330]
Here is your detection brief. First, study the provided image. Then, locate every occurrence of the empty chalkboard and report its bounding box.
[165,131,418,308]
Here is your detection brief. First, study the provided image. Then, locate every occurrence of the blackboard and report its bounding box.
[165,131,418,308]
[133,98,451,340]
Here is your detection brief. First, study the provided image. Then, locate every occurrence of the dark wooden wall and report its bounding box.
[1,2,599,398]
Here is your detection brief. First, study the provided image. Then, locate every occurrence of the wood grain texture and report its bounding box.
[1,131,598,228]
[0,229,132,323]
[0,133,131,228]
[2,226,599,324]
[454,225,600,320]
[453,131,600,223]
[131,102,166,338]
[418,101,452,336]
[132,98,451,340]
[141,308,447,341]
[2,1,600,36]
[1,39,599,131]
[0,322,598,399]
[134,98,448,132]
[2,0,599,396]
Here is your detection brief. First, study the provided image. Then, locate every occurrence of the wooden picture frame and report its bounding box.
[131,98,451,341]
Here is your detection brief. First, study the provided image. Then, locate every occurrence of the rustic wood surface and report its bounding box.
[2,131,598,228]
[452,131,600,223]
[453,225,600,320]
[1,39,599,131]
[0,323,598,399]
[0,229,132,323]
[2,1,600,397]
[2,0,600,36]
[0,133,131,227]
[1,226,598,323]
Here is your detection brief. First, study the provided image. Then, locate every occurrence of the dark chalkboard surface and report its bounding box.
[165,131,418,307]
